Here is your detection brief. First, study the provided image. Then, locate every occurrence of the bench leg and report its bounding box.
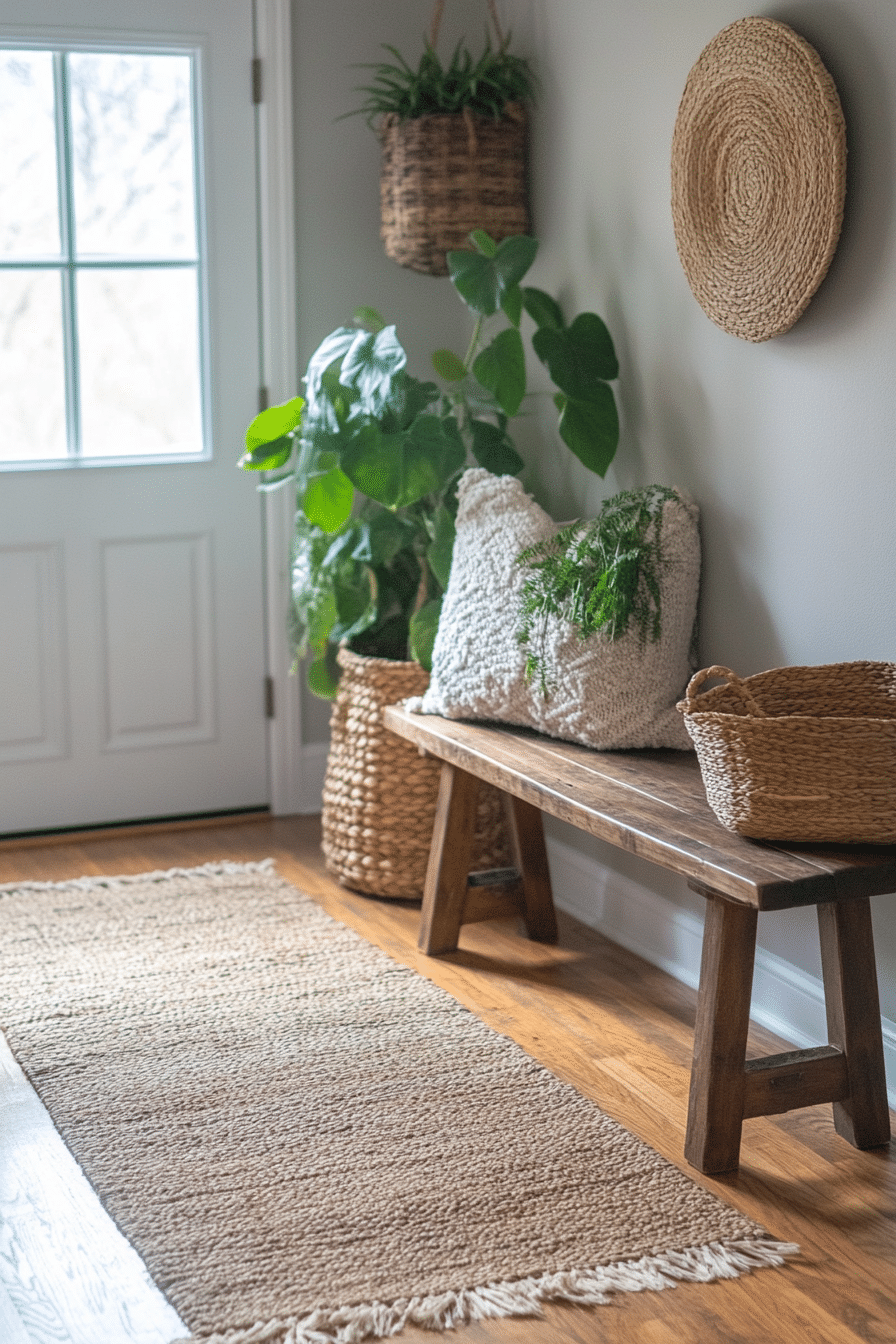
[684,893,891,1175]
[503,794,558,945]
[418,762,480,955]
[818,899,891,1150]
[418,764,559,956]
[685,894,757,1175]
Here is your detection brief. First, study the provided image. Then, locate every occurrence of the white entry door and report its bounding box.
[0,0,270,833]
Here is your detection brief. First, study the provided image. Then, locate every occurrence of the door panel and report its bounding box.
[0,544,67,765]
[0,0,268,832]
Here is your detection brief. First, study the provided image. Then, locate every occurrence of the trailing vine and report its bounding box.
[516,485,680,695]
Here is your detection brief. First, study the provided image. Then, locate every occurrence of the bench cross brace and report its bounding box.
[686,887,890,1172]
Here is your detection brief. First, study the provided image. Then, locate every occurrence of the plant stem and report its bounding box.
[463,314,484,372]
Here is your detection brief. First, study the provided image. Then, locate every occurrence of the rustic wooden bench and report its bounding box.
[383,705,895,1174]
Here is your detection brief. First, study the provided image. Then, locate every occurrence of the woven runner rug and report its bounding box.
[0,861,796,1344]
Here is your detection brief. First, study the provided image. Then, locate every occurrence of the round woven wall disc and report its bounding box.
[671,16,846,342]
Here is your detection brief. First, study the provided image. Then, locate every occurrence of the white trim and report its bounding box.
[253,0,297,406]
[252,0,307,815]
[545,834,896,1110]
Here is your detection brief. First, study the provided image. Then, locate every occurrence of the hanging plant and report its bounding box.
[346,0,534,276]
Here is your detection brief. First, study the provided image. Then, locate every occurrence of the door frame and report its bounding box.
[254,0,325,814]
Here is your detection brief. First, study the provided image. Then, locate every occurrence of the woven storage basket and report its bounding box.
[322,649,511,897]
[379,104,529,276]
[678,663,896,843]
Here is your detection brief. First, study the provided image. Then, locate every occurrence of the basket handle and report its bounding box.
[681,665,767,717]
[430,0,506,52]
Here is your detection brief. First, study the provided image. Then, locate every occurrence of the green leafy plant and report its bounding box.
[240,231,620,698]
[347,36,536,127]
[516,486,680,695]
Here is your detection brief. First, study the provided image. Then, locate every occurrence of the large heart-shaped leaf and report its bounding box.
[472,327,526,417]
[239,435,294,472]
[303,328,357,403]
[319,362,361,424]
[426,505,456,588]
[302,467,354,533]
[409,598,442,671]
[557,384,620,477]
[352,306,385,332]
[340,325,407,414]
[350,510,412,566]
[469,229,497,256]
[522,286,564,331]
[447,235,539,316]
[307,652,340,699]
[332,567,376,643]
[431,348,468,382]
[470,418,524,477]
[532,312,619,397]
[340,414,464,509]
[244,397,304,451]
[403,413,465,495]
[389,372,439,430]
[494,234,540,287]
[501,283,523,328]
[303,581,337,654]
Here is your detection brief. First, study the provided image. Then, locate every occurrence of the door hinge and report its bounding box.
[251,56,263,105]
[258,385,270,413]
[264,675,276,719]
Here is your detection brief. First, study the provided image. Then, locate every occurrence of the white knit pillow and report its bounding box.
[409,469,700,750]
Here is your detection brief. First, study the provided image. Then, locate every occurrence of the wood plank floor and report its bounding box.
[0,814,894,1344]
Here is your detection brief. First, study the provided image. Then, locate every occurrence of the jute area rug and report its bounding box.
[0,861,796,1344]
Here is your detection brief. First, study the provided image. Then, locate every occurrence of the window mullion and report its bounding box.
[54,51,81,461]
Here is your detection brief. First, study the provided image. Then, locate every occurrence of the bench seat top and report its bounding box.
[384,705,896,911]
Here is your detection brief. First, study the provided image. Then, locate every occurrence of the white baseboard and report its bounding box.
[546,834,896,1110]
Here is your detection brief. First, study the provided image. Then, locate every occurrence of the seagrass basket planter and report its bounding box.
[379,104,529,276]
[678,662,896,844]
[322,648,511,898]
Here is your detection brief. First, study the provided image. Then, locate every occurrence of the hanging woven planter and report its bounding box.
[372,0,531,276]
[380,102,529,276]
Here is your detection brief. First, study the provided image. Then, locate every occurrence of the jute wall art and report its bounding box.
[0,863,797,1344]
[671,16,846,342]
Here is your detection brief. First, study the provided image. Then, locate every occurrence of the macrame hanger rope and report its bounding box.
[428,0,506,53]
[428,0,446,50]
[487,0,506,47]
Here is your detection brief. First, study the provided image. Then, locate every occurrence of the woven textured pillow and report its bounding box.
[408,469,700,750]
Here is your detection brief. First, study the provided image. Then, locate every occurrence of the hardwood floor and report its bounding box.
[1,814,894,1344]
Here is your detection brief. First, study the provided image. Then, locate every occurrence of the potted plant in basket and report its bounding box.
[241,230,620,898]
[347,0,535,274]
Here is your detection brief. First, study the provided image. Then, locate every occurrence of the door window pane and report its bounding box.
[0,46,206,467]
[0,51,61,258]
[0,270,67,459]
[78,268,203,457]
[70,53,198,260]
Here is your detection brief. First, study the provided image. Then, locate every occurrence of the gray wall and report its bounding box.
[292,1,896,1065]
[510,0,896,1040]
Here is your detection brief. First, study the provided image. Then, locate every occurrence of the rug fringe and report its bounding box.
[179,1238,799,1344]
[0,859,277,896]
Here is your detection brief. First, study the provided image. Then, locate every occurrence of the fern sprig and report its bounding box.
[516,486,679,696]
